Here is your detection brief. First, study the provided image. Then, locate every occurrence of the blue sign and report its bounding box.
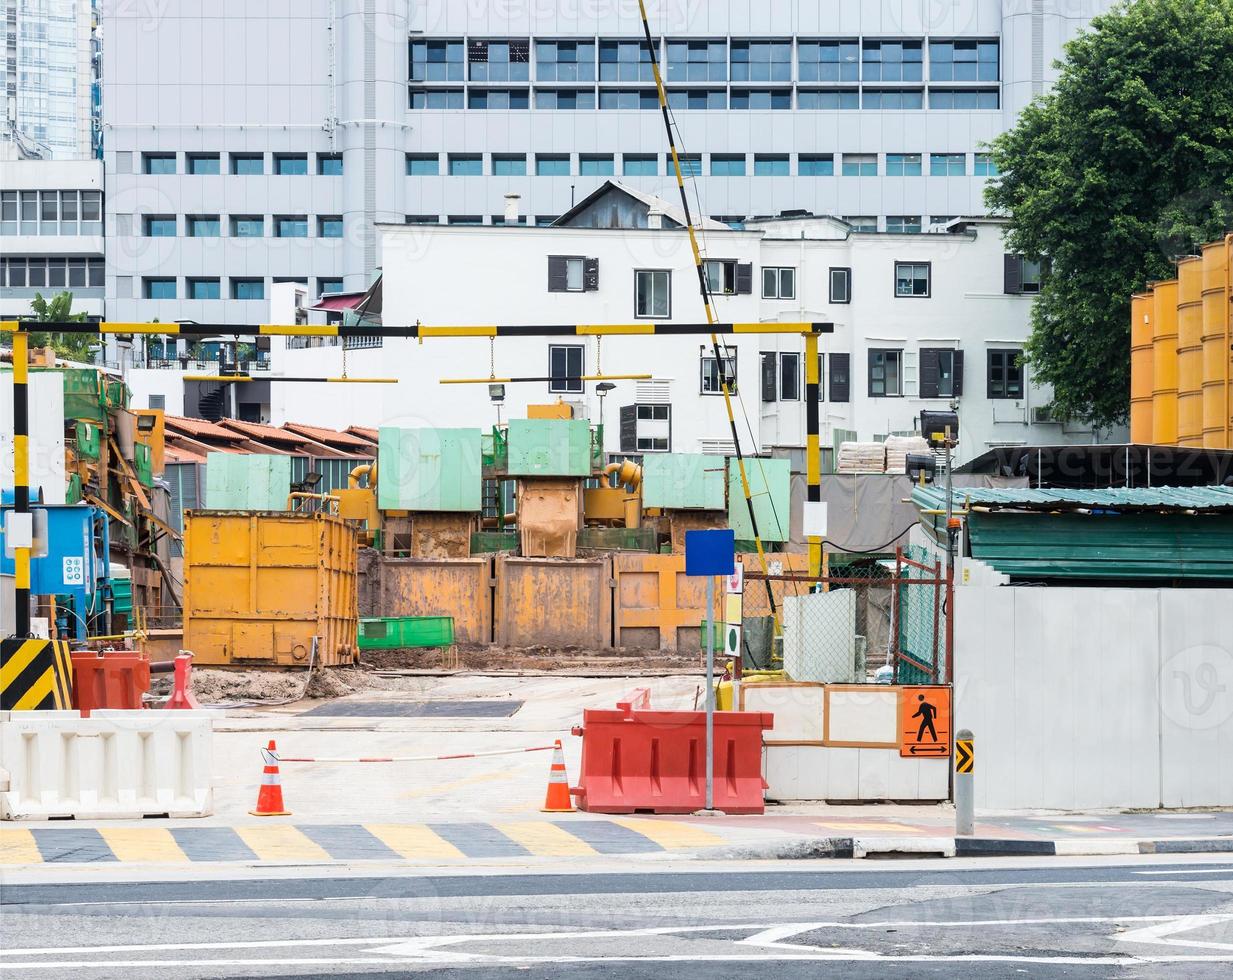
[684,529,735,576]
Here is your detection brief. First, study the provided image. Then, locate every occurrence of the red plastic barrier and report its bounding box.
[164,653,200,710]
[570,703,772,814]
[70,650,150,716]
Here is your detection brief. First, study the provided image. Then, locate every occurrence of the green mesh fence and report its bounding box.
[896,544,946,684]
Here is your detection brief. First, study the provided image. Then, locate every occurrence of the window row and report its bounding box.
[410,37,998,84]
[0,189,103,235]
[138,214,345,238]
[137,276,343,300]
[408,151,1000,178]
[409,85,1000,110]
[140,152,344,176]
[0,256,104,289]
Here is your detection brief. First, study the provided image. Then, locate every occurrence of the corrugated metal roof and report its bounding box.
[913,485,1233,512]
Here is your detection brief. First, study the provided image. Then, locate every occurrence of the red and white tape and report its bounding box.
[276,744,557,764]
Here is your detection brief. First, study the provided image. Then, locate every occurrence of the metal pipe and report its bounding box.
[441,374,652,385]
[348,462,377,489]
[286,492,341,514]
[603,459,642,489]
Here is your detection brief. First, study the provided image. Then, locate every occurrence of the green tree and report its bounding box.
[985,0,1233,430]
[25,291,96,362]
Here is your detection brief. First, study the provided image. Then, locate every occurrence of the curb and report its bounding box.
[702,835,1233,861]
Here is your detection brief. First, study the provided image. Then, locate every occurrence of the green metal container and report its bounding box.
[728,457,791,542]
[642,453,726,510]
[505,419,593,476]
[205,452,292,510]
[378,427,482,512]
[470,530,519,553]
[577,527,657,552]
[75,420,101,460]
[134,442,153,487]
[358,616,455,650]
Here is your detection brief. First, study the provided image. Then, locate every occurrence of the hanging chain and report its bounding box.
[595,334,602,378]
[341,331,348,379]
[489,336,496,379]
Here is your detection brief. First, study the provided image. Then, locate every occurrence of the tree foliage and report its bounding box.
[985,0,1233,430]
[25,291,95,362]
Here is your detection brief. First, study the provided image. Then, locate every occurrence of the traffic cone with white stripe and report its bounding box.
[250,739,292,816]
[541,739,575,813]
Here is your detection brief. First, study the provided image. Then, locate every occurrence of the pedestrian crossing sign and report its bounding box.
[897,686,951,759]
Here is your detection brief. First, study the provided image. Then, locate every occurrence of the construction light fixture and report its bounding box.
[488,383,506,403]
[920,409,959,449]
[595,382,617,394]
[292,471,323,494]
[905,453,936,484]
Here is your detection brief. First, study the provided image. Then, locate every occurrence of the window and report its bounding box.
[231,215,264,237]
[919,348,964,398]
[930,40,999,81]
[729,39,791,81]
[862,40,922,81]
[635,404,671,453]
[143,152,176,174]
[491,215,528,226]
[599,40,655,82]
[231,153,263,175]
[929,215,957,229]
[318,277,344,295]
[1004,255,1044,294]
[754,154,789,176]
[762,351,801,401]
[448,154,483,176]
[887,216,923,234]
[700,345,738,394]
[406,153,439,175]
[0,191,15,235]
[548,255,598,292]
[548,344,584,393]
[623,154,657,176]
[635,269,671,318]
[988,349,1024,399]
[188,215,219,237]
[231,278,265,300]
[845,215,877,232]
[798,89,859,109]
[468,40,530,82]
[711,154,746,176]
[798,40,859,81]
[704,260,752,296]
[714,216,746,229]
[275,215,308,238]
[188,277,220,300]
[930,152,966,176]
[668,153,702,177]
[405,215,440,224]
[599,88,658,109]
[187,153,220,175]
[842,153,877,176]
[829,267,851,303]
[827,353,850,402]
[535,154,571,176]
[864,89,924,109]
[410,88,464,109]
[492,154,527,176]
[762,267,796,300]
[667,88,726,110]
[410,39,464,81]
[274,154,308,175]
[447,215,483,225]
[579,154,614,176]
[731,88,792,110]
[534,88,597,109]
[929,88,999,109]
[144,277,176,299]
[799,154,835,176]
[468,88,529,109]
[318,216,343,238]
[667,39,727,82]
[536,40,596,82]
[887,153,922,176]
[973,152,1000,176]
[536,215,561,226]
[869,349,904,397]
[144,215,176,237]
[895,261,931,296]
[318,154,344,175]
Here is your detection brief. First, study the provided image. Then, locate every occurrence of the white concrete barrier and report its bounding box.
[0,710,213,820]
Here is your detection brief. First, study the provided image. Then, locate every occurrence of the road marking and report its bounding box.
[1134,868,1233,876]
[814,821,926,834]
[0,829,42,864]
[611,817,726,849]
[234,825,331,863]
[97,828,188,864]
[493,821,598,857]
[1117,914,1233,952]
[364,823,465,860]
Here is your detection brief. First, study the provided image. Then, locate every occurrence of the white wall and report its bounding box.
[0,374,66,505]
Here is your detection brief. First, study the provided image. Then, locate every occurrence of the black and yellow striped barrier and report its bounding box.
[0,637,73,711]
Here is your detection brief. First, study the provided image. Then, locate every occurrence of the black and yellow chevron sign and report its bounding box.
[955,738,974,774]
[0,637,73,710]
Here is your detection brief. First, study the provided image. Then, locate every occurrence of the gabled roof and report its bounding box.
[553,179,730,231]
[282,422,376,452]
[164,416,246,442]
[217,418,311,447]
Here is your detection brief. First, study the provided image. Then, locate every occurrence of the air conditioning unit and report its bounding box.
[1032,405,1060,424]
[699,438,736,455]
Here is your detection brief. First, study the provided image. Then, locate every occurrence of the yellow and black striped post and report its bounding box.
[805,333,822,578]
[10,327,31,638]
[0,636,73,710]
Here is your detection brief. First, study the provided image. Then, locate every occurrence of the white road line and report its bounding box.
[1116,914,1233,952]
[1134,868,1233,876]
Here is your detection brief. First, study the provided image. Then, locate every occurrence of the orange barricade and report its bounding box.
[70,650,150,716]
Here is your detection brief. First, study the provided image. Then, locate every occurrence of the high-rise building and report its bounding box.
[1,0,96,160]
[100,0,1117,324]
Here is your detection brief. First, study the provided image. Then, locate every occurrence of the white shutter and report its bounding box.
[699,438,736,455]
[902,350,918,397]
[636,380,672,404]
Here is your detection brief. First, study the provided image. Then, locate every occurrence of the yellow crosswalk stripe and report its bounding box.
[814,821,924,834]
[611,817,725,849]
[493,821,598,857]
[236,825,331,862]
[0,829,42,864]
[365,823,465,860]
[98,827,189,863]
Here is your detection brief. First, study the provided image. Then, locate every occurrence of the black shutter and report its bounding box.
[817,353,825,401]
[919,348,940,399]
[867,349,878,396]
[547,256,567,292]
[1003,253,1022,294]
[952,349,965,396]
[619,405,637,452]
[761,352,777,402]
[735,262,753,294]
[830,353,850,402]
[583,257,599,291]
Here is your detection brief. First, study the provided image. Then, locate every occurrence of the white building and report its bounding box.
[98,0,1116,328]
[148,182,1108,467]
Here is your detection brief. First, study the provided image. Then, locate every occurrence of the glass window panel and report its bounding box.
[492,154,527,175]
[798,89,859,109]
[318,154,344,175]
[623,154,657,176]
[536,154,571,176]
[579,154,614,176]
[406,153,439,175]
[799,154,834,175]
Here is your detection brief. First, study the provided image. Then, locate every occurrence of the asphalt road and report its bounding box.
[5,858,1233,978]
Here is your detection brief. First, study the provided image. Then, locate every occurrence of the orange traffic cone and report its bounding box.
[541,739,575,813]
[250,739,292,816]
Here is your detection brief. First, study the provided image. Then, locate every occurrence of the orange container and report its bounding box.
[1177,257,1205,447]
[1151,279,1179,445]
[71,650,151,716]
[1129,291,1154,443]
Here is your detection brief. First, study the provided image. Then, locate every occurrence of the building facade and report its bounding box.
[99,0,1116,326]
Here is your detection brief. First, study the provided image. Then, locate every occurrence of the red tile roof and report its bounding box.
[217,418,312,446]
[282,422,374,451]
[164,415,246,441]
